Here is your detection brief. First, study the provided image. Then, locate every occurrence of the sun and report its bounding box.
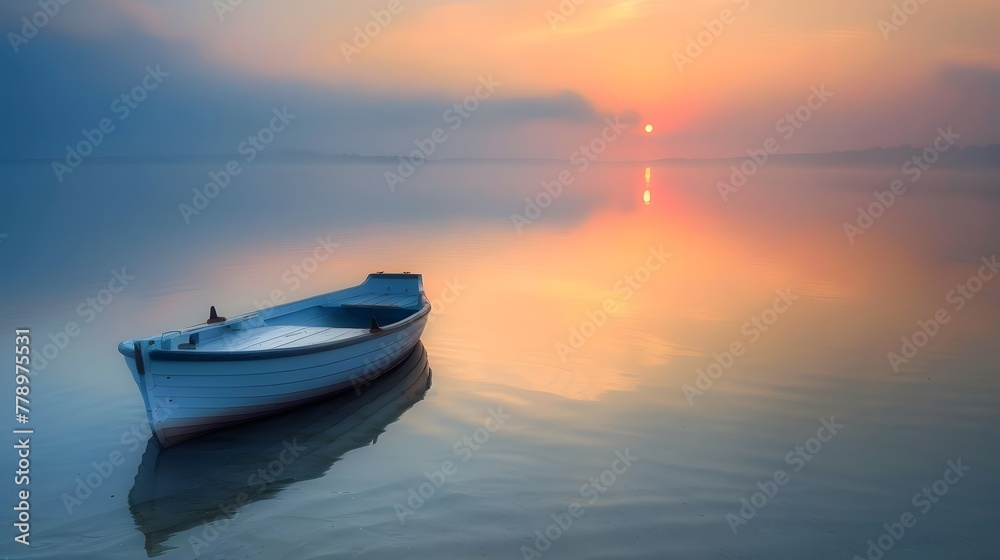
[644,124,653,133]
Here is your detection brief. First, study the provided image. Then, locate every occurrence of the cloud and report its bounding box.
[0,26,620,160]
[3,0,1000,160]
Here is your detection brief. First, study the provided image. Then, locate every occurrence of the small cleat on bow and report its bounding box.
[207,306,227,324]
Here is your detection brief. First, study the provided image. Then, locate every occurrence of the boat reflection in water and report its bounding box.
[128,342,432,556]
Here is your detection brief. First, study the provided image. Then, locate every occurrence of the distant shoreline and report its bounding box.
[3,145,999,168]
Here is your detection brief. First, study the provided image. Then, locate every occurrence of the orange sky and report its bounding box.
[10,0,1000,157]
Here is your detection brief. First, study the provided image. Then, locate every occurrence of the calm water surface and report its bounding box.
[0,162,998,559]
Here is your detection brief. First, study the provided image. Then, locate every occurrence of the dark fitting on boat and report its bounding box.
[207,306,227,324]
[370,317,383,333]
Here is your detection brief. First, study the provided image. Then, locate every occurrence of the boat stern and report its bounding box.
[362,272,425,297]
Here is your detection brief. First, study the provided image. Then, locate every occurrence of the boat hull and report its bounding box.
[119,273,431,447]
[141,316,425,447]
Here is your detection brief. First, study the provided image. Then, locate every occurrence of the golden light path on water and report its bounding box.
[644,166,652,205]
[120,166,1000,406]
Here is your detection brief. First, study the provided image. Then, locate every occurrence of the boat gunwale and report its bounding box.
[122,273,429,362]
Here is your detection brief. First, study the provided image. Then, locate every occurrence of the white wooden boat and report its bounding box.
[118,273,430,447]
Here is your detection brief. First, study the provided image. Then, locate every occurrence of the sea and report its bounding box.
[0,160,997,559]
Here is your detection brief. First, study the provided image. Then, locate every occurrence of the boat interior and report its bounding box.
[160,292,424,353]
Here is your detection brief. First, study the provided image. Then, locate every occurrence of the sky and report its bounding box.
[2,0,999,160]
